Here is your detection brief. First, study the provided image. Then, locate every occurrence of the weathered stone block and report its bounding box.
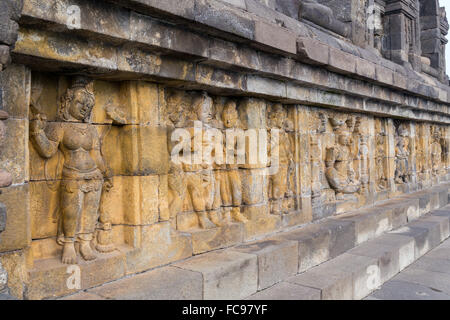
[241,205,281,239]
[276,219,355,273]
[0,250,27,299]
[286,264,353,300]
[333,207,391,245]
[390,226,432,258]
[373,233,416,271]
[89,266,203,300]
[0,64,30,119]
[27,251,126,300]
[297,37,329,66]
[102,125,169,176]
[232,239,298,290]
[124,222,193,274]
[254,20,297,54]
[375,66,394,86]
[0,184,30,253]
[328,48,356,74]
[356,58,376,79]
[420,215,450,242]
[0,119,28,185]
[101,175,162,226]
[174,250,258,299]
[191,223,244,254]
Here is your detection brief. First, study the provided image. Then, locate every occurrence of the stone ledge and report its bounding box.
[18,0,450,115]
[52,183,450,300]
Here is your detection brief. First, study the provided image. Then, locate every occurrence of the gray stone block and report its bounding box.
[232,239,298,290]
[174,250,258,299]
[389,226,431,259]
[420,215,450,242]
[246,281,320,300]
[276,219,355,273]
[288,253,380,300]
[371,234,416,271]
[89,266,203,300]
[333,207,391,245]
[286,267,353,300]
[254,20,297,54]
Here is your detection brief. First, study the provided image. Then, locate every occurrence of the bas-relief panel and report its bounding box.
[27,73,450,265]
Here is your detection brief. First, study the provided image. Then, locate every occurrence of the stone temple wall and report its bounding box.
[0,0,450,299]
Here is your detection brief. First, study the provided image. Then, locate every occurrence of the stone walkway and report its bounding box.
[366,237,450,300]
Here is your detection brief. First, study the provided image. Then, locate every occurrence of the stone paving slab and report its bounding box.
[367,280,450,300]
[388,269,450,296]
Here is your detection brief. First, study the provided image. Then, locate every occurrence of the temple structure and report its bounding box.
[1,0,450,299]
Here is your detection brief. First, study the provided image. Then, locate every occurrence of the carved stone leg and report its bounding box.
[60,186,82,264]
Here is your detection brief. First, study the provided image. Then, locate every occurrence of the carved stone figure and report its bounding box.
[219,100,248,223]
[166,91,189,222]
[182,92,221,229]
[431,125,444,178]
[354,117,369,191]
[310,112,326,207]
[394,123,411,184]
[30,76,113,264]
[375,119,388,191]
[268,104,294,214]
[325,117,361,200]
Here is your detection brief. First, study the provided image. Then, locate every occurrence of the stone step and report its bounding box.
[248,206,450,300]
[59,184,450,300]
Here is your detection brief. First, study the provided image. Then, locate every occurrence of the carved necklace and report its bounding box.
[69,123,90,136]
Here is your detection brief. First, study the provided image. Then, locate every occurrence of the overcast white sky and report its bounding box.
[442,0,450,75]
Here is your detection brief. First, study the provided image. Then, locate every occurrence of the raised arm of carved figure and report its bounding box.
[30,118,63,159]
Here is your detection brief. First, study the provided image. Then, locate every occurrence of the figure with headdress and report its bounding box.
[431,125,444,178]
[30,76,113,264]
[325,117,361,200]
[394,123,410,184]
[268,104,294,214]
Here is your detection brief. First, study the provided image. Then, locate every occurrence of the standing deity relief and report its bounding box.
[431,125,446,178]
[394,122,411,184]
[375,119,388,191]
[29,76,126,264]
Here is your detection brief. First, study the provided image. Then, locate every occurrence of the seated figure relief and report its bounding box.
[30,76,115,264]
[325,117,361,200]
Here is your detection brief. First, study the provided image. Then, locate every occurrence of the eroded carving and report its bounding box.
[30,76,114,264]
[267,104,294,215]
[394,122,411,184]
[325,116,361,200]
